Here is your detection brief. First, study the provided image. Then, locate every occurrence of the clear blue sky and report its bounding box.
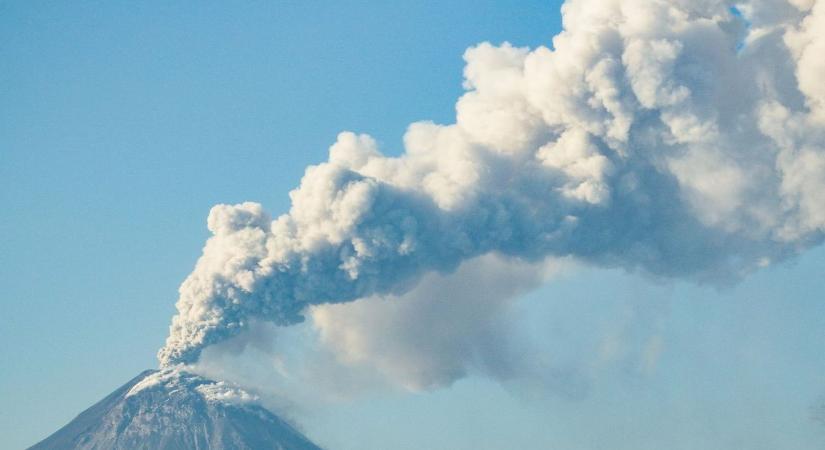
[1,1,824,449]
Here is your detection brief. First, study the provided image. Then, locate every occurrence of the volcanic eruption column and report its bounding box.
[158,0,825,368]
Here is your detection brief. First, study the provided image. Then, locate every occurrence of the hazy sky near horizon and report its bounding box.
[1,1,824,449]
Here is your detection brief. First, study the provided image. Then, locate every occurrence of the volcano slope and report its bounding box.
[28,369,323,450]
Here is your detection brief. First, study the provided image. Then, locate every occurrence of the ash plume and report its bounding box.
[159,0,825,368]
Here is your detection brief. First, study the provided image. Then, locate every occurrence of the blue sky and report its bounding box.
[2,1,824,449]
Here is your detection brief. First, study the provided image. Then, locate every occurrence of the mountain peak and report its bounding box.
[125,367,259,405]
[28,368,323,450]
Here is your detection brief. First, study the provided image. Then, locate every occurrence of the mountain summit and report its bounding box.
[28,368,323,450]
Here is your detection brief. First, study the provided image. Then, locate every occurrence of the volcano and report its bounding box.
[27,369,323,450]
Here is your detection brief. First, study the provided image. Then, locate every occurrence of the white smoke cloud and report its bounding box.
[308,254,564,391]
[191,254,590,400]
[159,0,825,369]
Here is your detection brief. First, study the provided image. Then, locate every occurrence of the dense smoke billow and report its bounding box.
[159,0,825,368]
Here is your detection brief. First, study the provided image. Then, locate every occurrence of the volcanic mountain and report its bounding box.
[27,368,323,450]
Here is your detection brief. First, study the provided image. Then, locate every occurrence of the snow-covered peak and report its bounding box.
[126,366,259,406]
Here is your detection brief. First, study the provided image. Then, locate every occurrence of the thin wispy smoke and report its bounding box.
[159,0,825,369]
[308,255,565,391]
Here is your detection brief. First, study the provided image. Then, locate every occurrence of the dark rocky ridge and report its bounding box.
[28,369,323,450]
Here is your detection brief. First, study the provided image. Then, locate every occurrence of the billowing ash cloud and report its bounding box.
[159,0,825,367]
